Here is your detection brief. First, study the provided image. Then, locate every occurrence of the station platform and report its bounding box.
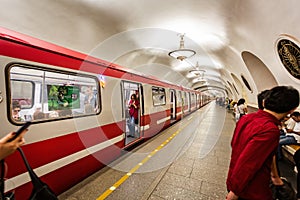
[58,102,297,200]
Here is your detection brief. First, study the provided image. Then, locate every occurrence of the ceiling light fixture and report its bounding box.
[168,34,196,61]
[189,62,205,77]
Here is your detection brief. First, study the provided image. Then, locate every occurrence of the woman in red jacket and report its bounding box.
[128,94,139,137]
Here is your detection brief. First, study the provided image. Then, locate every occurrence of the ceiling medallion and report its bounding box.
[277,38,300,79]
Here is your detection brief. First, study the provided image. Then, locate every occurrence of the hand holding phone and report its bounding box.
[8,122,31,142]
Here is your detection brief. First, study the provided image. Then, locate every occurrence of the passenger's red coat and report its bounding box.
[129,99,139,119]
[226,109,280,200]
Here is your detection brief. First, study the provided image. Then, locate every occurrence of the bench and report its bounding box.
[282,144,300,164]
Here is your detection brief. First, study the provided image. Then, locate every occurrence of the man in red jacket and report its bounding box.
[226,86,299,200]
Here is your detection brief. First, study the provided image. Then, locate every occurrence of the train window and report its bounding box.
[11,80,34,109]
[8,64,100,123]
[152,86,166,106]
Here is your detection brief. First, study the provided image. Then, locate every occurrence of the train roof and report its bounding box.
[0,27,197,92]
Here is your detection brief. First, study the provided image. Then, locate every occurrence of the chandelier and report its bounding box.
[189,62,205,77]
[168,34,196,61]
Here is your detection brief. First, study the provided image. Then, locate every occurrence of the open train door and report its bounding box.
[121,81,143,145]
[170,89,176,122]
[139,84,144,137]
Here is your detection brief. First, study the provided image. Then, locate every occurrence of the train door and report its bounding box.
[191,92,195,110]
[187,92,191,112]
[177,90,183,118]
[196,93,200,108]
[121,81,142,145]
[182,91,187,115]
[170,89,176,121]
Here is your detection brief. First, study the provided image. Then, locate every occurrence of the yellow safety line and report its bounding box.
[96,118,192,200]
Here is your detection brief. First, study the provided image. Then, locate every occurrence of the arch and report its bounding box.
[241,51,278,92]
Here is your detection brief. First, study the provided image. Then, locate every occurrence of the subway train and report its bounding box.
[0,27,212,199]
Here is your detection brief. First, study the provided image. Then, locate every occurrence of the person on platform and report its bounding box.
[226,86,299,200]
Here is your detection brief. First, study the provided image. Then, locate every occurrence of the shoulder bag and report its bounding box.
[17,148,58,200]
[0,160,15,200]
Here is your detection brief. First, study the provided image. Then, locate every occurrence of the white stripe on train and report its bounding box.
[6,134,124,192]
[5,118,164,192]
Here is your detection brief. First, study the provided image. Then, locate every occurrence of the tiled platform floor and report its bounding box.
[58,102,297,200]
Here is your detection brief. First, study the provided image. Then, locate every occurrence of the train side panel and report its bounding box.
[0,28,210,199]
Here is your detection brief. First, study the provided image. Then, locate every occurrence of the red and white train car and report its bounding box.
[0,27,210,199]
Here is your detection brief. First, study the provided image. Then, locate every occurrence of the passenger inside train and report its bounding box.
[84,86,98,113]
[12,101,24,122]
[128,93,140,138]
[33,104,44,120]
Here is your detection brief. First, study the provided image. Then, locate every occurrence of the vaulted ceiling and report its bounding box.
[1,0,300,104]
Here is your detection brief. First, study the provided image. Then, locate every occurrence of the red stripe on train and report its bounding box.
[4,111,181,197]
[5,121,124,177]
[13,140,124,199]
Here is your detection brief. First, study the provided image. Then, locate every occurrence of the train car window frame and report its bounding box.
[6,63,101,124]
[152,86,166,106]
[11,79,34,109]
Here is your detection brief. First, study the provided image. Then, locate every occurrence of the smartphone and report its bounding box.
[8,121,31,142]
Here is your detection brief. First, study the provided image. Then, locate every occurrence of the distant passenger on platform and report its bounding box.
[226,98,233,111]
[226,86,299,200]
[234,98,247,122]
[128,94,139,138]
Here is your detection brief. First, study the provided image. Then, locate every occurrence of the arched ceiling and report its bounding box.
[1,0,300,104]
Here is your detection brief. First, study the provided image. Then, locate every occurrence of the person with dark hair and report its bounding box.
[234,98,247,122]
[226,86,299,200]
[128,93,139,138]
[257,89,270,110]
[12,101,24,122]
